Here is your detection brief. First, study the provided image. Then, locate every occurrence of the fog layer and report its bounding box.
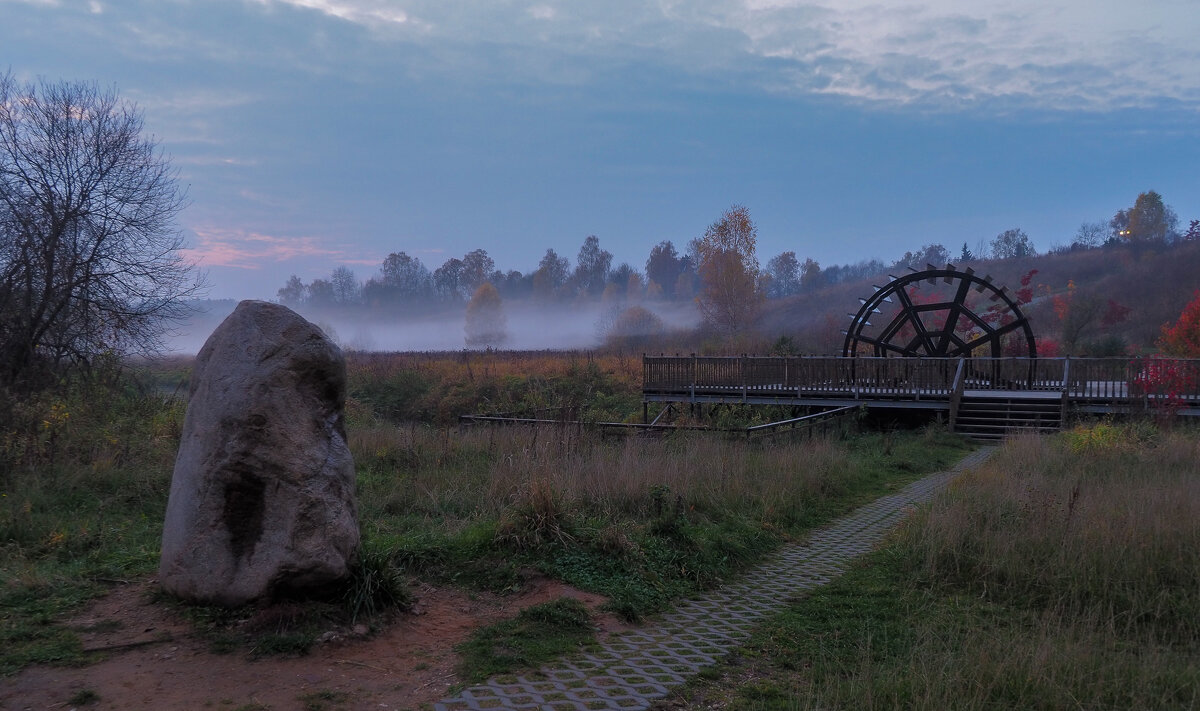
[166,299,700,354]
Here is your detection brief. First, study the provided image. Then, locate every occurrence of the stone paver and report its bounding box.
[435,447,995,711]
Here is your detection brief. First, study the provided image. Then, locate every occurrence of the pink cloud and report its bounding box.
[183,226,349,269]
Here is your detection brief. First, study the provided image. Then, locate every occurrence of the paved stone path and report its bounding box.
[435,447,995,711]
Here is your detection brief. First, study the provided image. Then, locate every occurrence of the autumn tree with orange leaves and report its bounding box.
[464,282,508,348]
[693,205,766,335]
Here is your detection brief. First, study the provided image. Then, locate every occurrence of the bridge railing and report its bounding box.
[959,357,1068,392]
[644,356,961,398]
[644,355,1200,406]
[1066,357,1200,404]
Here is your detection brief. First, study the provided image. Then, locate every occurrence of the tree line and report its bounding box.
[276,189,1193,317]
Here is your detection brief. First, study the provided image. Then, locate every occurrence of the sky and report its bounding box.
[4,0,1199,301]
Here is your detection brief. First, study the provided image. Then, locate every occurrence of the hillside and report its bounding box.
[759,240,1200,356]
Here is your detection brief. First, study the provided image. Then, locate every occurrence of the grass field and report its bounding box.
[5,352,1195,706]
[0,352,969,677]
[660,422,1200,710]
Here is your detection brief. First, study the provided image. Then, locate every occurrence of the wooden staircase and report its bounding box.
[953,394,1063,442]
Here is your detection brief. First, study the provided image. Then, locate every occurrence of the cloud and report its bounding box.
[173,155,259,167]
[14,0,1193,113]
[127,88,261,146]
[184,227,352,269]
[131,88,258,114]
[256,0,416,28]
[727,0,1198,110]
[242,0,1200,111]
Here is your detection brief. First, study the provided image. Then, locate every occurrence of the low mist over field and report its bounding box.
[167,299,702,354]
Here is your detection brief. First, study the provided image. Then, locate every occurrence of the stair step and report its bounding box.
[955,410,1060,415]
[960,403,1061,409]
[957,412,1061,420]
[960,405,1060,411]
[957,425,1059,434]
[955,395,1065,439]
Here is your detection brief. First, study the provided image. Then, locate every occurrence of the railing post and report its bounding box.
[949,357,965,430]
[1060,357,1071,428]
[690,352,697,404]
[742,354,748,401]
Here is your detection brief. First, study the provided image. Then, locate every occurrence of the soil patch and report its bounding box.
[1,576,627,710]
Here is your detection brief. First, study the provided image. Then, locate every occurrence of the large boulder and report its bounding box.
[160,300,359,606]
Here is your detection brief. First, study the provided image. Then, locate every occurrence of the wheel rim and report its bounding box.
[842,266,1036,358]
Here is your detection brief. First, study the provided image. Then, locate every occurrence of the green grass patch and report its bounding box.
[178,599,336,658]
[299,689,350,711]
[1,372,182,675]
[67,688,101,706]
[455,597,597,685]
[0,583,97,674]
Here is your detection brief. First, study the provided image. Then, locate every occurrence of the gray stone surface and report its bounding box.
[436,447,995,710]
[159,300,358,605]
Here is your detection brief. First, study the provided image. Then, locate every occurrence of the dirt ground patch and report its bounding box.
[1,576,628,711]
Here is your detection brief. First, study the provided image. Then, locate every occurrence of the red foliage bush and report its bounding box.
[1159,290,1200,357]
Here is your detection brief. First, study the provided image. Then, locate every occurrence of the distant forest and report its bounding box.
[262,191,1198,355]
[279,191,1193,309]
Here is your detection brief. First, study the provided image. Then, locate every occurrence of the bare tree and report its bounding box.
[572,235,612,297]
[277,275,307,306]
[0,74,201,386]
[532,248,570,300]
[383,252,431,297]
[645,241,683,298]
[892,243,951,271]
[989,229,1036,259]
[1072,221,1107,249]
[330,266,360,305]
[765,251,799,298]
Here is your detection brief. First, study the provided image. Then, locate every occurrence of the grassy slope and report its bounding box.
[760,240,1200,354]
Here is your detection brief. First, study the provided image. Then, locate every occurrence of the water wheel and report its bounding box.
[842,265,1036,358]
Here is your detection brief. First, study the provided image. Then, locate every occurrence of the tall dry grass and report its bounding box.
[347,417,971,616]
[898,424,1200,643]
[350,421,861,533]
[343,350,645,424]
[762,424,1200,710]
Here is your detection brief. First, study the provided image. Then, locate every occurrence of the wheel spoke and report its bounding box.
[843,267,1036,359]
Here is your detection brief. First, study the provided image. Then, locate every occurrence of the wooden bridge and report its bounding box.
[643,355,1200,440]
